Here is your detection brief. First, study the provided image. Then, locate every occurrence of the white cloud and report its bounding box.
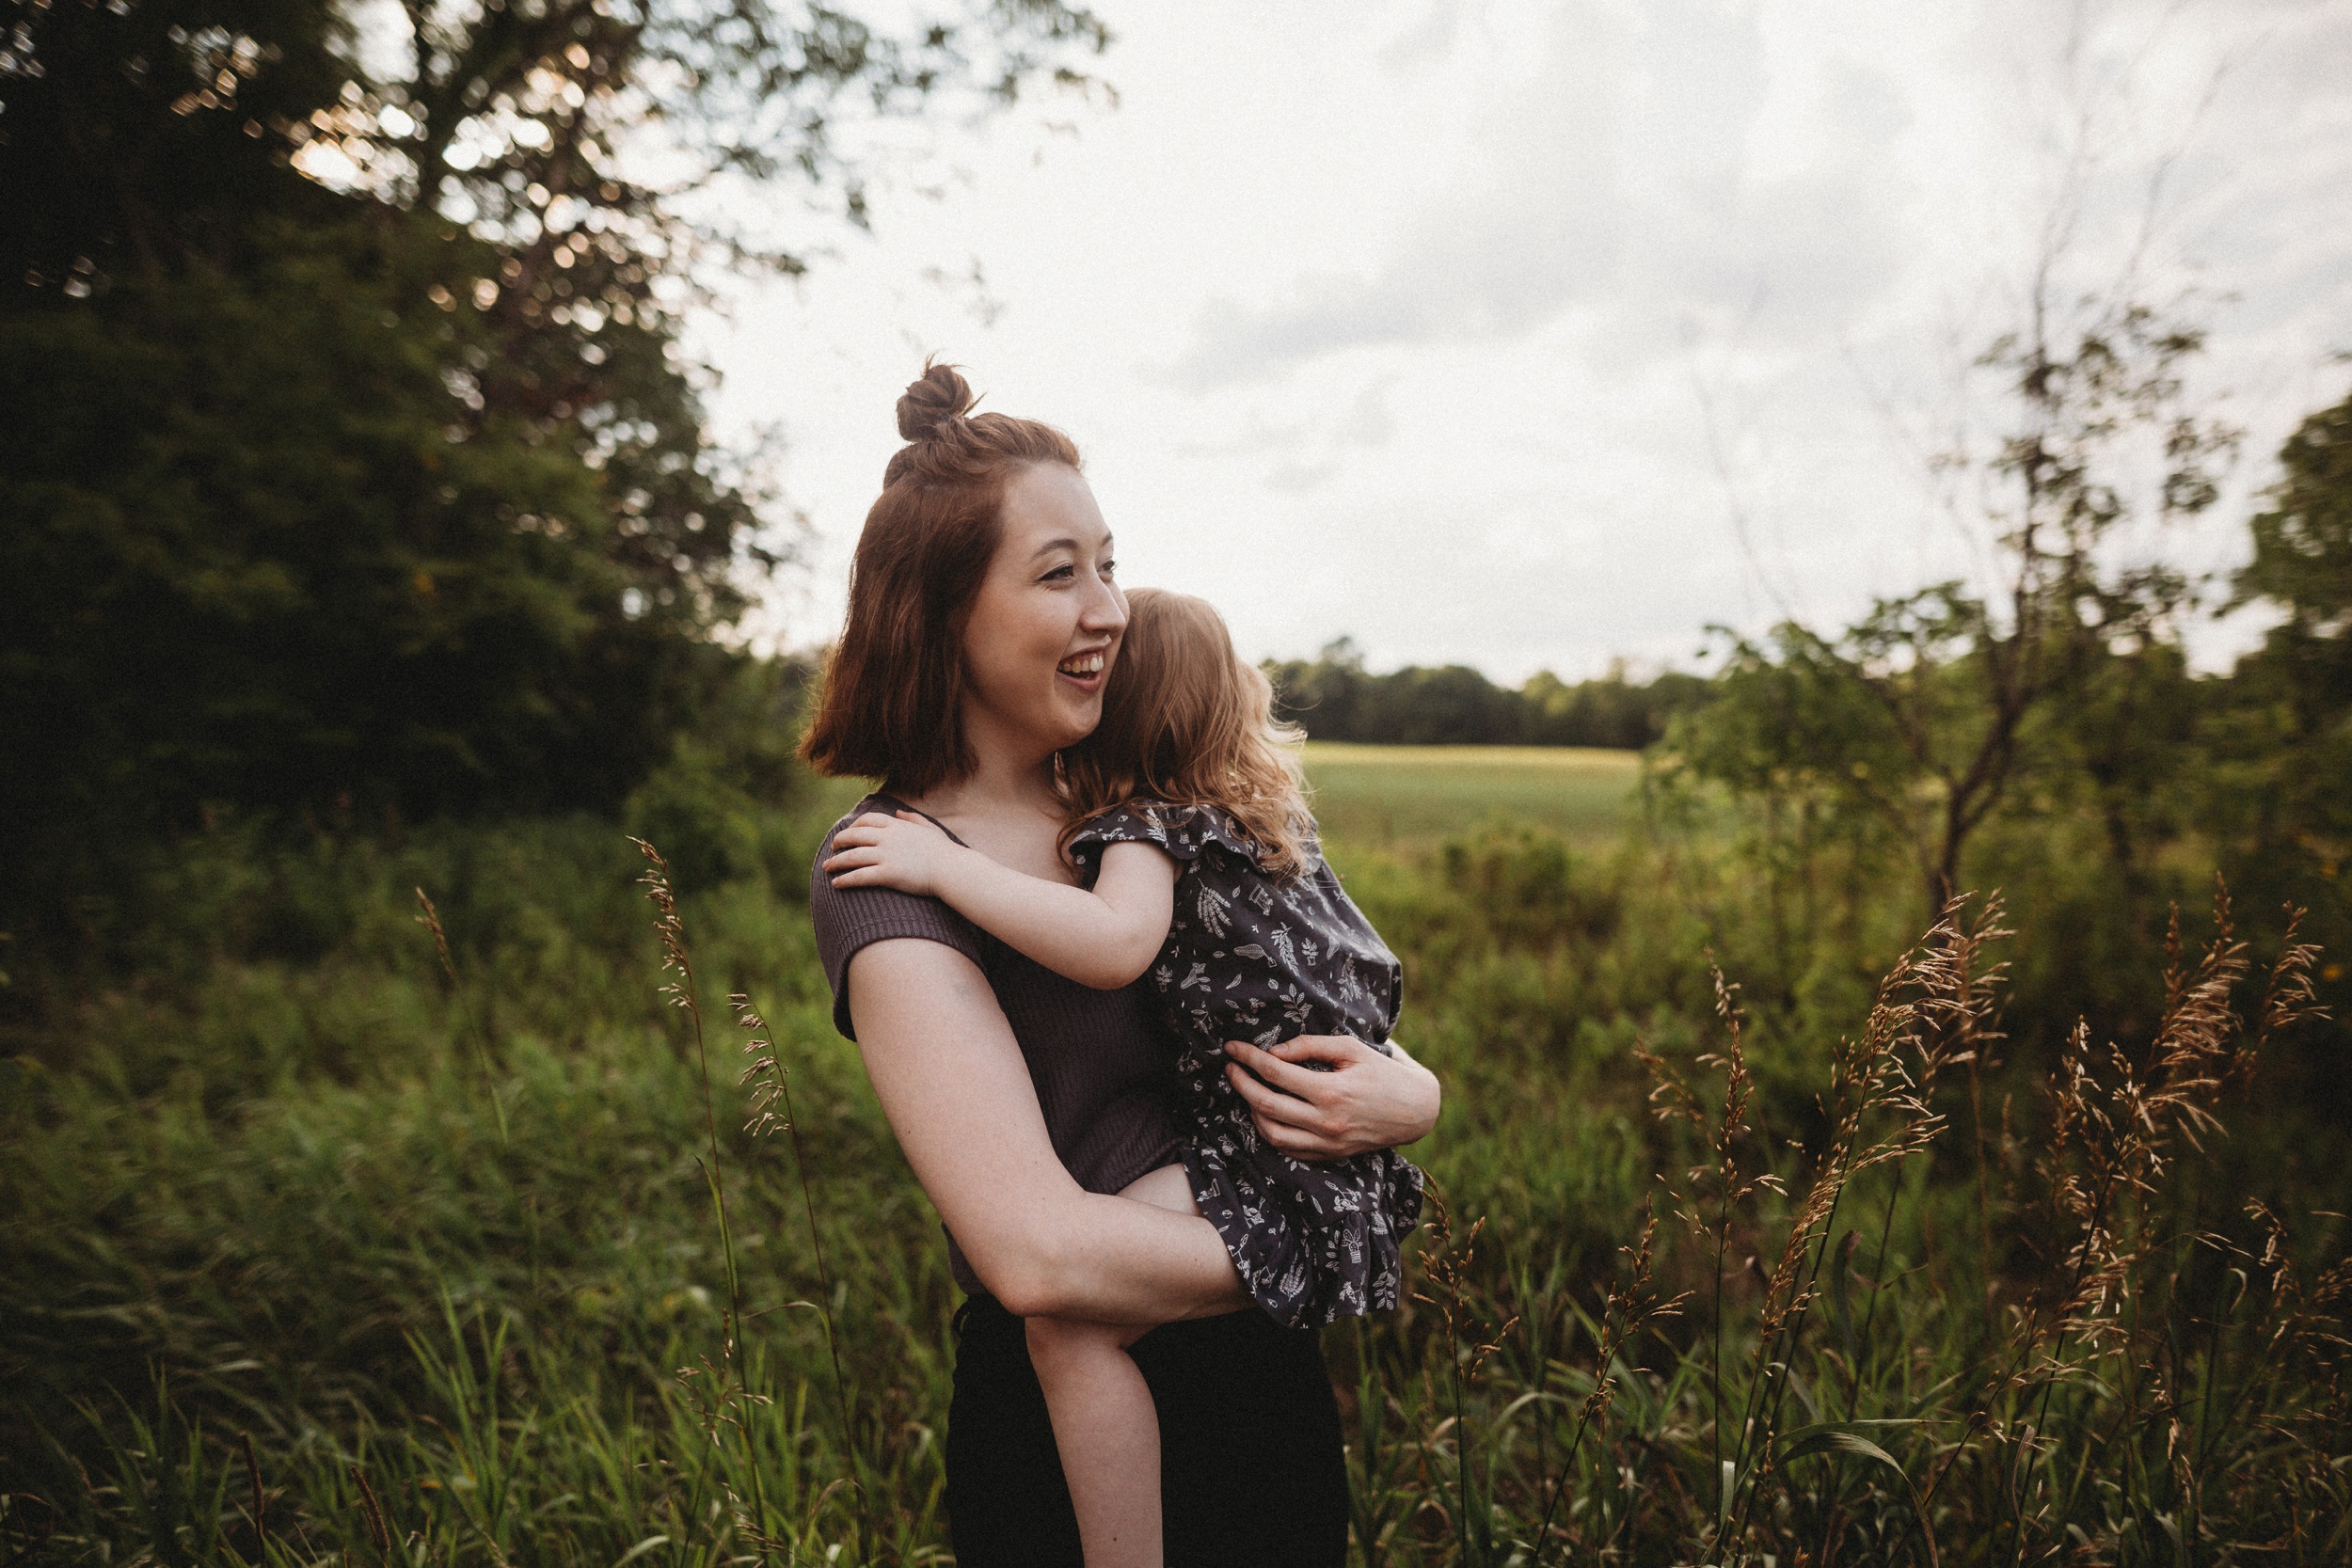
[1167,3,1633,388]
[703,0,2352,683]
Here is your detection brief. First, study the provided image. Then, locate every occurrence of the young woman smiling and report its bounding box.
[800,364,1441,1568]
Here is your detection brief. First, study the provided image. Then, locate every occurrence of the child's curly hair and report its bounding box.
[1057,588,1311,878]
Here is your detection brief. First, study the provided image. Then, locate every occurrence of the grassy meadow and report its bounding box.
[3,747,2346,1566]
[803,743,1647,849]
[1302,746,1642,849]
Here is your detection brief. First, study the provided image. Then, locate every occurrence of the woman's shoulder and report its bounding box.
[808,795,986,984]
[1066,798,1268,869]
[809,792,894,887]
[808,796,997,1040]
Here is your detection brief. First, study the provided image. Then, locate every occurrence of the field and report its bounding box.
[803,744,1645,850]
[1303,745,1640,849]
[3,747,2346,1567]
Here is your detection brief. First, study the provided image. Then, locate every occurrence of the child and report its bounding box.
[822,587,1424,1568]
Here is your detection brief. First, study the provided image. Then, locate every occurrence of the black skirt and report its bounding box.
[944,1294,1349,1568]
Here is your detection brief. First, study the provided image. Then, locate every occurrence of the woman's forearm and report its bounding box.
[1221,1031,1442,1159]
[1383,1037,1444,1144]
[848,937,1247,1323]
[981,1188,1251,1323]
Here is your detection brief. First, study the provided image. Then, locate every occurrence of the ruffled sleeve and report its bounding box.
[1066,800,1265,872]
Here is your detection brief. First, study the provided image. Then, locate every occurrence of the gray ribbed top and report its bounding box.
[810,794,1184,1292]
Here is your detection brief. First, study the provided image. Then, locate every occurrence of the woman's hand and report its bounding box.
[824,810,964,896]
[1221,1034,1441,1161]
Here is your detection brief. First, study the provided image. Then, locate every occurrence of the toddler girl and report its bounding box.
[822,587,1425,1566]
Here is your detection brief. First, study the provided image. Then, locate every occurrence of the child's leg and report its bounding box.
[1026,1317,1158,1567]
[1025,1164,1200,1568]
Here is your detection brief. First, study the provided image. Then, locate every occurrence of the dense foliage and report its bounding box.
[2211,389,2352,1000]
[1660,313,2352,1086]
[0,0,1105,937]
[1265,640,1712,749]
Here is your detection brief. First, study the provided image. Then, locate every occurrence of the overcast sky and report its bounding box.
[700,0,2352,682]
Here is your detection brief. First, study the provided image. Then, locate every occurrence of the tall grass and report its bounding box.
[1341,887,2346,1565]
[3,804,2346,1565]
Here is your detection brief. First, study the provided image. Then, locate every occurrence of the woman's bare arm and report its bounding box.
[826,812,1175,990]
[846,935,1248,1323]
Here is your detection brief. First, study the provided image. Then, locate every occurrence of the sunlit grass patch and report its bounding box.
[1303,743,1643,851]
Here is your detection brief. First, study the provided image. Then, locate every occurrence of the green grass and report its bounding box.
[4,760,2347,1567]
[1303,744,1641,849]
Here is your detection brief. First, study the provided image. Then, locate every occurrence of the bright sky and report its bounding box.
[702,0,2352,682]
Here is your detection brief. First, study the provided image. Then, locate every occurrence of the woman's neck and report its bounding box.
[908,752,1058,826]
[908,700,1060,819]
[899,719,1073,881]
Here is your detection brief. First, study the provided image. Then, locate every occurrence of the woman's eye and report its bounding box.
[1041,563,1074,583]
[1101,559,1117,578]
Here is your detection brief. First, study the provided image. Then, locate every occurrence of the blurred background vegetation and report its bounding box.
[4,0,2350,1563]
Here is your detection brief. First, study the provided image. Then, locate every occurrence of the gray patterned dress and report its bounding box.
[1068,801,1426,1329]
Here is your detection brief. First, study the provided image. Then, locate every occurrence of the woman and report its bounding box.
[800,364,1441,1568]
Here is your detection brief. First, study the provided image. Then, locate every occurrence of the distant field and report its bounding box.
[799,744,1647,851]
[1303,742,1643,848]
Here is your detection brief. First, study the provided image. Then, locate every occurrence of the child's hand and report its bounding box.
[823,811,964,897]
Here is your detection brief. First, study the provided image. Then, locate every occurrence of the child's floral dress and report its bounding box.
[1069,800,1426,1328]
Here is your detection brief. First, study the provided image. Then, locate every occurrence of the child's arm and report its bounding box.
[823,811,1176,990]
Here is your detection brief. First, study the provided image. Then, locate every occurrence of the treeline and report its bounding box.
[1264,642,1710,748]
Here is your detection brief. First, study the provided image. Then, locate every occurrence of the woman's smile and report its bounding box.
[1057,646,1111,690]
[958,461,1128,758]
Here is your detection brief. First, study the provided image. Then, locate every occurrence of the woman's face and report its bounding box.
[960,463,1127,763]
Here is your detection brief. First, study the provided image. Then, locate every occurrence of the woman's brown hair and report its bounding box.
[799,361,1082,795]
[1058,588,1312,877]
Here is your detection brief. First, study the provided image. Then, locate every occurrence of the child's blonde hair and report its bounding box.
[1058,588,1311,877]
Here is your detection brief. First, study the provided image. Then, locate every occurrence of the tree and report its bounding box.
[0,0,350,282]
[2206,387,2352,988]
[2,220,684,835]
[1523,664,1711,749]
[1265,638,1373,740]
[1265,641,1707,748]
[5,0,1108,617]
[4,0,1109,284]
[0,0,1109,926]
[1668,299,2235,919]
[2233,388,2352,743]
[1359,663,1525,746]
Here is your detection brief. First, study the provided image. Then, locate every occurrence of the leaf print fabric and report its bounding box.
[1068,800,1426,1329]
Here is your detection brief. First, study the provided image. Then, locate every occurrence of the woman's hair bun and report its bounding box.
[896,360,978,442]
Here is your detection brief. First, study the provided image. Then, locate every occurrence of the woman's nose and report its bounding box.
[1082,576,1128,634]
